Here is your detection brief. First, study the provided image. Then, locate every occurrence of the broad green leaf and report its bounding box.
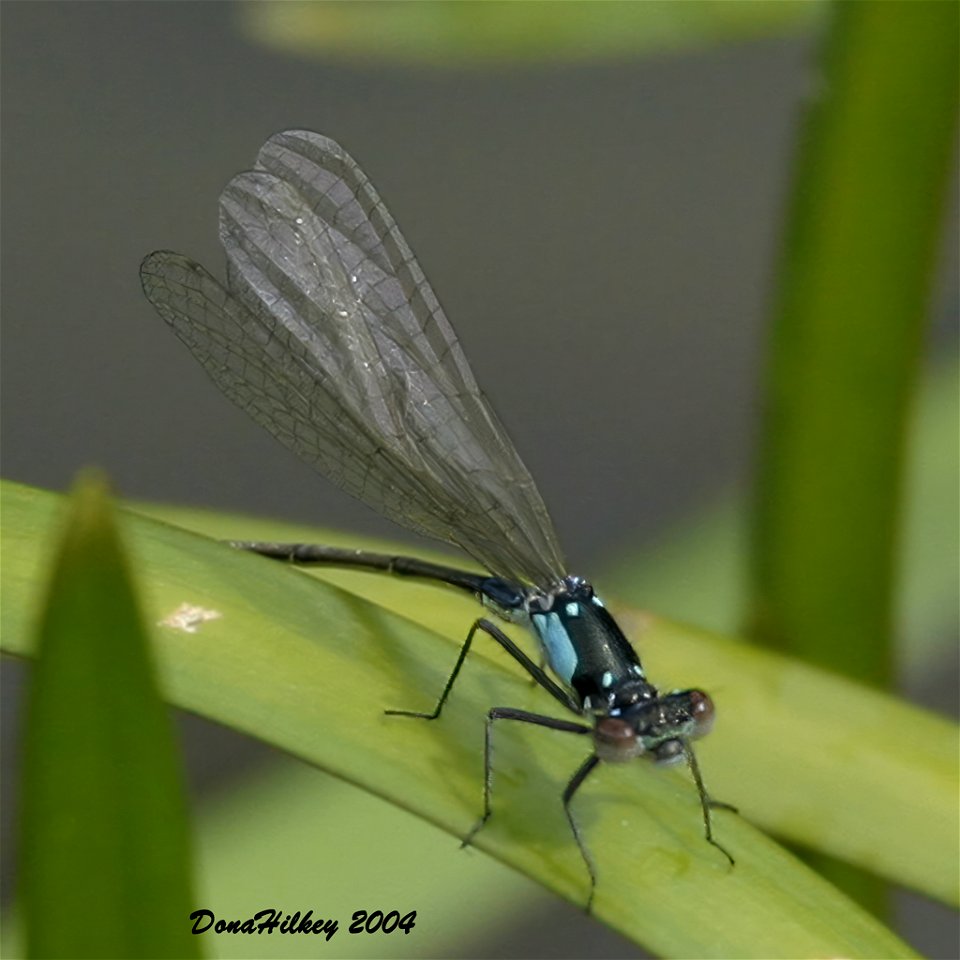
[5,478,949,957]
[16,474,198,959]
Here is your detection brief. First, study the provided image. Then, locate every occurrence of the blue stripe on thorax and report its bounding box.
[531,611,578,685]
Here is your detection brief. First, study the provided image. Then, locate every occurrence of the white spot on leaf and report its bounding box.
[159,603,222,634]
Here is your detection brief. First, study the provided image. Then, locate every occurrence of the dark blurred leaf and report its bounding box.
[240,0,822,66]
[17,472,199,959]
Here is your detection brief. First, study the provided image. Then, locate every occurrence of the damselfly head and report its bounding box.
[596,688,716,765]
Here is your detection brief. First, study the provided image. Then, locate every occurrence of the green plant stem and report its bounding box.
[748,0,958,918]
[750,1,958,685]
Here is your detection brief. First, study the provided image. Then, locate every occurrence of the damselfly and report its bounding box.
[140,130,733,910]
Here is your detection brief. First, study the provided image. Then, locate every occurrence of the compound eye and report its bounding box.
[594,717,644,762]
[688,689,715,738]
[653,739,685,764]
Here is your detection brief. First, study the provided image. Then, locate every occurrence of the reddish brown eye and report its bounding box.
[593,717,644,762]
[688,689,715,738]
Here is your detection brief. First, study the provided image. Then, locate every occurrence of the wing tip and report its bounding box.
[260,129,352,166]
[140,249,174,274]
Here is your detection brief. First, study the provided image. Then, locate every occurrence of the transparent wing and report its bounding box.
[140,130,566,586]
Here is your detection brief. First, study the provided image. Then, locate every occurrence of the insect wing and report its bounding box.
[141,131,566,586]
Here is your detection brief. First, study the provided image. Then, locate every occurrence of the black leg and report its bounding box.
[459,707,596,909]
[385,618,580,719]
[684,742,735,867]
[562,754,601,913]
[529,651,548,687]
[461,707,592,847]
